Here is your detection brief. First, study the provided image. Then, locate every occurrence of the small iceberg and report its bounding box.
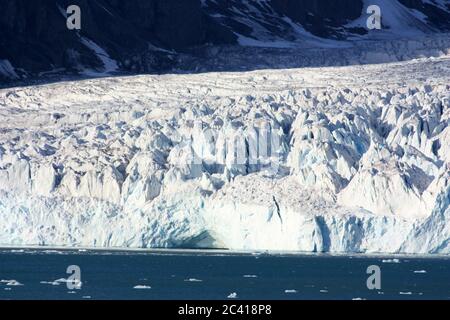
[40,278,82,288]
[133,285,152,290]
[382,259,400,264]
[227,292,238,299]
[284,289,298,294]
[184,278,203,282]
[1,280,23,286]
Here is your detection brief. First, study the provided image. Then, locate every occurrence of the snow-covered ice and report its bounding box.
[38,278,82,288]
[0,36,449,254]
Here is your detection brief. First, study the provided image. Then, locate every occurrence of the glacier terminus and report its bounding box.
[1,37,449,254]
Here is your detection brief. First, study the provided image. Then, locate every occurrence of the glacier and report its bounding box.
[0,37,449,254]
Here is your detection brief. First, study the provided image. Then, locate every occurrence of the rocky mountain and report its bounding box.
[0,0,233,80]
[1,0,450,83]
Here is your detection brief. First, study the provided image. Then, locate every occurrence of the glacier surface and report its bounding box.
[0,38,449,254]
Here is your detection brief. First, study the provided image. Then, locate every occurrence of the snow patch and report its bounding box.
[0,60,19,79]
[80,37,118,75]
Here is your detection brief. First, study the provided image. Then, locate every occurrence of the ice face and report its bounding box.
[0,37,449,253]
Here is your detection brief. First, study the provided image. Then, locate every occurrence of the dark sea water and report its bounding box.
[0,248,449,300]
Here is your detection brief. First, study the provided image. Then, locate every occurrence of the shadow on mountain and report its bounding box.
[2,35,449,90]
[2,0,450,88]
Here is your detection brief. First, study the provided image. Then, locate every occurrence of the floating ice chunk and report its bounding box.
[1,280,24,286]
[413,270,427,273]
[227,292,238,299]
[40,281,60,286]
[41,278,82,288]
[382,259,401,263]
[43,250,64,255]
[284,289,298,294]
[133,285,152,290]
[184,278,203,282]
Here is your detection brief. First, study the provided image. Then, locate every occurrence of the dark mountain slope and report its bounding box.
[1,0,449,83]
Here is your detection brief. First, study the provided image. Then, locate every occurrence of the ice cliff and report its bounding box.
[0,37,449,253]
